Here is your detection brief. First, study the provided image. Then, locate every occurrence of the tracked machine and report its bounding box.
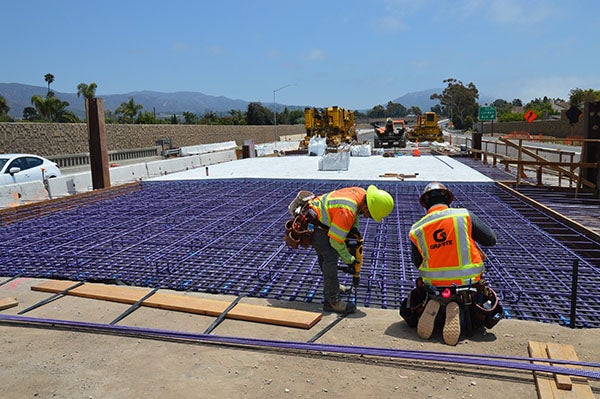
[407,111,444,143]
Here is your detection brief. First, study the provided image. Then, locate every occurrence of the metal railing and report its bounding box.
[48,146,161,168]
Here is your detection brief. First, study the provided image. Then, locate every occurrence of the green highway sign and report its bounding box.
[478,106,497,121]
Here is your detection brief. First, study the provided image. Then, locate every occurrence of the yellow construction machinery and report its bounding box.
[407,111,444,143]
[303,106,356,148]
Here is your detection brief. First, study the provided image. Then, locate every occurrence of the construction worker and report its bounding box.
[385,117,394,134]
[408,182,497,345]
[307,185,394,315]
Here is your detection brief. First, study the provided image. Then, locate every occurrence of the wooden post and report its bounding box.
[516,139,523,186]
[86,98,110,189]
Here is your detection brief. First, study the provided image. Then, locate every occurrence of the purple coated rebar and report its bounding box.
[1,314,599,379]
[0,180,599,327]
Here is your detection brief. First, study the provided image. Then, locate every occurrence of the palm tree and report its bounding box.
[44,73,55,96]
[77,82,98,99]
[31,94,77,122]
[115,97,143,124]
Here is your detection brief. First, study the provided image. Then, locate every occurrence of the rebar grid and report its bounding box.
[1,179,598,327]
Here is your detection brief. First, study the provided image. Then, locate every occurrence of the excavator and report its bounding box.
[303,106,356,149]
[407,111,444,143]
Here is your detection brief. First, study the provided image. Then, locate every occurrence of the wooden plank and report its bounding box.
[546,343,573,390]
[528,341,595,399]
[31,280,322,329]
[0,297,18,311]
[529,341,556,399]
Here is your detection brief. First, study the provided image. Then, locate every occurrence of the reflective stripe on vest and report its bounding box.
[410,207,483,287]
[309,188,363,242]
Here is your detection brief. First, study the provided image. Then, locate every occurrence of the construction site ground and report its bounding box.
[1,150,599,399]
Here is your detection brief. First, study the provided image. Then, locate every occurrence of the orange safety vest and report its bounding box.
[409,204,484,287]
[308,187,365,243]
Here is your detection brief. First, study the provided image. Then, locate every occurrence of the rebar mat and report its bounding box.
[1,179,598,328]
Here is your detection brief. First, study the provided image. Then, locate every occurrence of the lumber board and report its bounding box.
[31,280,322,329]
[528,341,594,399]
[0,297,18,311]
[546,343,573,390]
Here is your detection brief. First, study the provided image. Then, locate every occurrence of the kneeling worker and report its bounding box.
[307,185,394,315]
[408,182,498,345]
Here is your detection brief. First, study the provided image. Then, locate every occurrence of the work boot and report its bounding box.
[339,284,353,295]
[417,299,440,340]
[323,300,357,315]
[443,301,461,346]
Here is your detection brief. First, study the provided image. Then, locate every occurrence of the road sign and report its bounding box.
[524,110,538,123]
[478,106,497,121]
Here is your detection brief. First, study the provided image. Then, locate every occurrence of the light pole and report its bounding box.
[273,84,296,141]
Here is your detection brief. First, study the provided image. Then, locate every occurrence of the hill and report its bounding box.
[0,83,255,119]
[392,88,443,112]
[0,83,495,120]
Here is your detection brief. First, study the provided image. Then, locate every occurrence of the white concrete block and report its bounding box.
[180,141,237,156]
[146,157,189,177]
[0,184,23,208]
[68,173,93,193]
[46,176,74,198]
[109,164,148,185]
[16,181,50,204]
[199,150,236,166]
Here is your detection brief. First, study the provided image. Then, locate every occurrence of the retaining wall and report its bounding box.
[0,122,305,157]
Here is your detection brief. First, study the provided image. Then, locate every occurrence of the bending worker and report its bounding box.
[307,185,394,315]
[408,182,497,345]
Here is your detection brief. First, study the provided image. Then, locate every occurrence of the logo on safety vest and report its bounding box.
[430,228,453,249]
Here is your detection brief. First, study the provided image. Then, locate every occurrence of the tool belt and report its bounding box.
[472,285,504,329]
[401,278,504,330]
[399,277,428,328]
[284,202,325,249]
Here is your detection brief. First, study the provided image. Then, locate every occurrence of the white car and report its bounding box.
[0,154,62,186]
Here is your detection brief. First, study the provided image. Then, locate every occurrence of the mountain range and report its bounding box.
[0,83,494,120]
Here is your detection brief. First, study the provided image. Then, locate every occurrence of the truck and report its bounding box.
[371,118,408,148]
[407,111,444,143]
[303,106,356,149]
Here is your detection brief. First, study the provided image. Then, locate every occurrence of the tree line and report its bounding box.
[0,74,599,130]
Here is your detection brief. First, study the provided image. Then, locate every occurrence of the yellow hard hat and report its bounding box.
[366,185,394,222]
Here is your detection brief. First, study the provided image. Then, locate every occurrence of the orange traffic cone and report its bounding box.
[413,140,420,157]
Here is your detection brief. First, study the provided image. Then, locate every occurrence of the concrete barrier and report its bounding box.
[0,181,50,208]
[199,150,237,166]
[0,143,239,209]
[146,157,190,177]
[180,141,237,156]
[46,176,75,198]
[0,185,23,208]
[109,164,149,185]
[255,141,301,156]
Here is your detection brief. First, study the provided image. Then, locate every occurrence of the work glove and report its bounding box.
[348,227,362,240]
[338,255,356,274]
[341,257,360,275]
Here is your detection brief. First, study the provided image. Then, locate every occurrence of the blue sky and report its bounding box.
[2,0,599,110]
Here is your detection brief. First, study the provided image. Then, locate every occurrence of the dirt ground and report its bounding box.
[1,277,598,399]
